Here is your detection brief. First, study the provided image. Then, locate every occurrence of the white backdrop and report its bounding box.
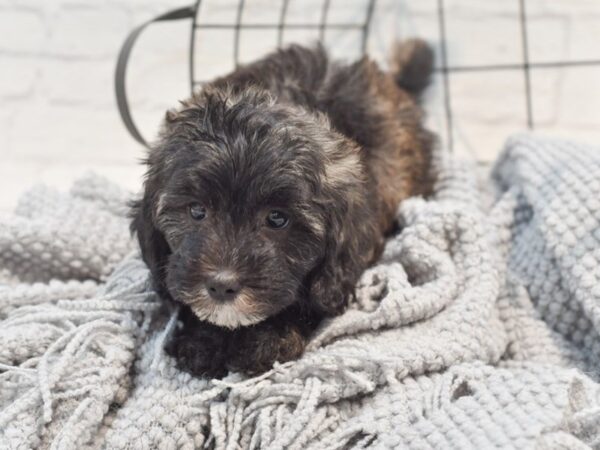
[1,0,600,211]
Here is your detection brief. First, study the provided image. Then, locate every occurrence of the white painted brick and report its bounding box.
[283,0,326,25]
[196,0,239,24]
[0,159,144,213]
[238,29,280,65]
[453,122,526,162]
[39,59,113,106]
[444,7,522,67]
[0,56,39,99]
[0,108,15,156]
[9,101,145,164]
[128,17,189,55]
[450,71,528,160]
[325,29,363,62]
[451,71,527,125]
[566,17,600,62]
[530,69,563,126]
[368,0,440,68]
[392,0,438,16]
[127,66,189,113]
[240,0,282,25]
[37,161,144,194]
[1,0,600,215]
[128,106,177,144]
[109,0,186,8]
[126,20,189,107]
[280,28,321,49]
[423,73,451,152]
[526,16,570,63]
[526,1,600,62]
[193,29,236,81]
[0,160,44,212]
[0,8,46,54]
[444,0,520,14]
[48,5,130,58]
[558,66,600,127]
[328,0,372,24]
[526,0,600,16]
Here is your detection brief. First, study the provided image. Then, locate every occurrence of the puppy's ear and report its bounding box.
[306,194,377,317]
[307,245,355,316]
[130,193,171,296]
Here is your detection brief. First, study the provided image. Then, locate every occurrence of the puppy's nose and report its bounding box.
[206,272,241,302]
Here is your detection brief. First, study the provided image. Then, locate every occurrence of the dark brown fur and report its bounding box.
[131,40,435,377]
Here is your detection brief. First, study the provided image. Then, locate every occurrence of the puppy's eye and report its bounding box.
[189,203,207,221]
[266,210,289,229]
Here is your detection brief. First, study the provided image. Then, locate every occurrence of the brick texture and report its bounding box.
[1,0,600,212]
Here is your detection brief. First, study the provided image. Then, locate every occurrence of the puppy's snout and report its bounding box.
[206,271,241,302]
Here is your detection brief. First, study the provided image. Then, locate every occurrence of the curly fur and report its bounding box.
[131,40,435,377]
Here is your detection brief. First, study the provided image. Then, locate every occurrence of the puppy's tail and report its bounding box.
[389,38,434,99]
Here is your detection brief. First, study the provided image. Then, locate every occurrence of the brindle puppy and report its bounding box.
[131,40,435,377]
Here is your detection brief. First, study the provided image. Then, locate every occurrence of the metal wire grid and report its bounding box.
[435,0,600,152]
[189,0,377,91]
[117,0,600,151]
[187,0,600,153]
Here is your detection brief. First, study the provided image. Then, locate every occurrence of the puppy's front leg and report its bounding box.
[166,308,232,378]
[226,313,313,375]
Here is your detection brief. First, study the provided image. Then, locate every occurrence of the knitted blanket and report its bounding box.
[1,134,599,449]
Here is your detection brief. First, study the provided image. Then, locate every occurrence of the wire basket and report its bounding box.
[116,0,600,161]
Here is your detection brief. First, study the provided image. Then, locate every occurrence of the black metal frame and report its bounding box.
[434,0,600,151]
[115,0,376,147]
[116,0,600,150]
[189,0,378,90]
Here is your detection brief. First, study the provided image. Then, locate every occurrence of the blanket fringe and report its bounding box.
[0,257,159,448]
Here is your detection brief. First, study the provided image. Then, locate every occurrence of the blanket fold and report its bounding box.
[1,135,599,449]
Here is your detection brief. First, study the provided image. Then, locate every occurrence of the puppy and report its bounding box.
[131,40,435,377]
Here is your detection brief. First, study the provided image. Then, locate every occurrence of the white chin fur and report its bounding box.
[196,303,264,329]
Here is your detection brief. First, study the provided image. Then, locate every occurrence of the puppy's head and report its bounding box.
[131,88,376,328]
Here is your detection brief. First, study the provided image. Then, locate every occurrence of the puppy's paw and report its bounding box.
[166,326,228,379]
[226,323,307,375]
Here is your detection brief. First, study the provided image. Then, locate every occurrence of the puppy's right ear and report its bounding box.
[130,194,171,296]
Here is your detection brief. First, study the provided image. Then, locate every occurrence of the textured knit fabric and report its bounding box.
[1,134,599,449]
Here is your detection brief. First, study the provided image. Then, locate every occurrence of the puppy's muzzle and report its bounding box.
[206,271,241,302]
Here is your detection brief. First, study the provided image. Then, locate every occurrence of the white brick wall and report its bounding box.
[1,0,600,212]
[0,0,190,211]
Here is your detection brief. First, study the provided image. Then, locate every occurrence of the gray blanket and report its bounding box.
[1,134,599,449]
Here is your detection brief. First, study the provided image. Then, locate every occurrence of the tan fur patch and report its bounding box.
[323,150,361,187]
[185,288,267,329]
[299,210,325,237]
[155,193,168,216]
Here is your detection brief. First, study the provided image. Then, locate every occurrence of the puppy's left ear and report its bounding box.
[130,193,171,296]
[307,246,356,316]
[306,199,376,317]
